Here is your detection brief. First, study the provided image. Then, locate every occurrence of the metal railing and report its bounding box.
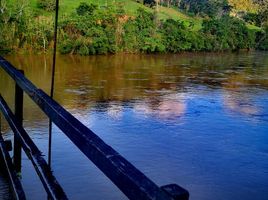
[0,56,189,200]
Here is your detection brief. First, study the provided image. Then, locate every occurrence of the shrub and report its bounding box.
[76,3,97,16]
[179,0,230,17]
[256,26,268,50]
[37,0,56,12]
[59,39,74,54]
[201,16,255,50]
[162,19,193,52]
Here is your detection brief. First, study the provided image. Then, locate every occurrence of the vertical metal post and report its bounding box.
[14,70,24,173]
[48,0,60,167]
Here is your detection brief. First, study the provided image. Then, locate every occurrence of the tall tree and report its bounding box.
[256,0,268,26]
[179,0,230,17]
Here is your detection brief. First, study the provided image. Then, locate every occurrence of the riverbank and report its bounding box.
[1,47,266,57]
[1,1,268,55]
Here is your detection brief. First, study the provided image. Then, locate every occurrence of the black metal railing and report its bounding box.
[0,56,189,200]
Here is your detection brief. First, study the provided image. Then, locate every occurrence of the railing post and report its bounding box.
[0,114,12,152]
[14,70,24,173]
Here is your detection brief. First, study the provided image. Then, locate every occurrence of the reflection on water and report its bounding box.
[134,93,186,120]
[223,90,261,116]
[0,171,11,200]
[0,52,268,200]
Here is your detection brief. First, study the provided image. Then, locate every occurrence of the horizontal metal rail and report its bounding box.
[0,95,68,200]
[0,56,189,200]
[0,134,26,200]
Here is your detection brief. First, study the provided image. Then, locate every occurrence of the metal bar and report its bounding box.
[0,57,173,200]
[14,70,24,172]
[48,0,60,167]
[0,95,68,200]
[0,134,26,200]
[161,184,189,200]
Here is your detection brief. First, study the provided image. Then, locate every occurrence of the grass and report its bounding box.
[26,0,203,31]
[157,6,202,30]
[246,24,262,31]
[25,0,263,32]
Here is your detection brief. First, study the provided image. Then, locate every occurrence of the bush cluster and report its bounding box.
[0,2,267,54]
[37,0,56,12]
[58,4,260,55]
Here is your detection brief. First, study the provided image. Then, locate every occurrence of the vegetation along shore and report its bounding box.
[0,0,268,55]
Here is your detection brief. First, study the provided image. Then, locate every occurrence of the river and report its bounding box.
[0,52,268,200]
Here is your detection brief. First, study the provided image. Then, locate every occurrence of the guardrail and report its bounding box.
[0,56,189,200]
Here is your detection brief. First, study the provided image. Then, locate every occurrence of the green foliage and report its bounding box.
[256,26,268,50]
[116,3,126,17]
[59,3,118,55]
[253,0,268,27]
[59,38,74,54]
[143,0,156,7]
[1,0,267,54]
[228,0,258,13]
[76,2,97,16]
[243,13,260,25]
[122,19,140,52]
[37,0,56,12]
[179,0,231,17]
[202,16,255,50]
[162,19,192,52]
[122,8,165,53]
[0,1,10,53]
[0,0,55,53]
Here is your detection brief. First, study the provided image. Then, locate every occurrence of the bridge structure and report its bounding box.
[0,56,189,200]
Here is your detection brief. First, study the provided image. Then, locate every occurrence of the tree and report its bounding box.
[202,16,255,50]
[255,0,268,26]
[228,0,258,13]
[179,0,231,17]
[162,19,192,52]
[143,0,156,7]
[76,3,97,16]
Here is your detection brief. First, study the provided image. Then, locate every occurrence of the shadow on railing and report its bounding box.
[0,56,189,200]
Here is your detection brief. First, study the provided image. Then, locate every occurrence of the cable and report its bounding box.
[48,0,59,167]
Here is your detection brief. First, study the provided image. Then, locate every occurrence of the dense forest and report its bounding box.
[0,0,267,55]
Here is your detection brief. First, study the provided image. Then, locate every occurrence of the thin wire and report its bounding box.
[48,0,59,167]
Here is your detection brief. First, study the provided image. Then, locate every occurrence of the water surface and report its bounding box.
[0,52,268,200]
